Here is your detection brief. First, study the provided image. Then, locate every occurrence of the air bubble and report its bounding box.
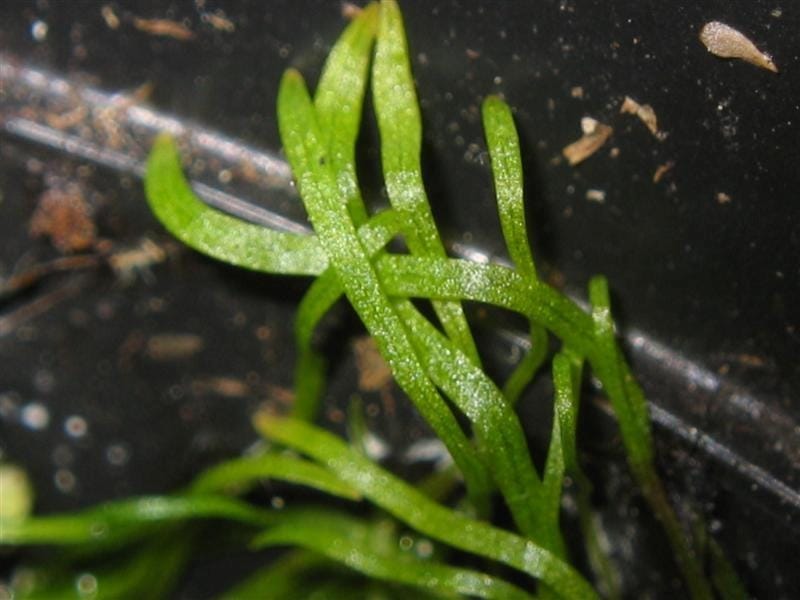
[75,573,98,597]
[64,415,88,438]
[21,402,49,430]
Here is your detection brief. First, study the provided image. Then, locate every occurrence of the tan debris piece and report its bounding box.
[699,21,777,72]
[562,117,613,166]
[620,96,666,140]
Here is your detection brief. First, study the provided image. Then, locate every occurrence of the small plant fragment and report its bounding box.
[562,117,613,165]
[620,95,666,141]
[699,21,777,72]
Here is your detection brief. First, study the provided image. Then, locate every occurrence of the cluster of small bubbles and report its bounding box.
[54,468,77,493]
[271,496,285,509]
[20,402,50,430]
[75,573,98,598]
[64,415,89,439]
[105,443,130,467]
[463,142,482,164]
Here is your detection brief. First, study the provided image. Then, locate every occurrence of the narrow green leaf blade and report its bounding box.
[253,509,536,600]
[314,1,379,225]
[255,415,598,600]
[482,96,537,278]
[277,68,491,510]
[373,0,480,366]
[144,133,328,275]
[189,453,360,500]
[1,495,270,546]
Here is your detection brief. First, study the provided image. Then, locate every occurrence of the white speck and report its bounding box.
[271,496,285,509]
[31,20,48,42]
[363,431,390,462]
[403,437,452,467]
[586,189,607,203]
[493,75,503,85]
[21,402,49,430]
[217,169,232,184]
[770,8,782,18]
[64,415,88,438]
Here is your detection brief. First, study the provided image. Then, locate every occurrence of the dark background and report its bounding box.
[0,1,797,598]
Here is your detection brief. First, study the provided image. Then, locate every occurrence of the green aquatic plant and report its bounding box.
[1,2,744,598]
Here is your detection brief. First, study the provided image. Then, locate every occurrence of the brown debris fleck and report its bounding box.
[145,333,204,361]
[29,188,96,253]
[133,17,195,41]
[653,161,675,183]
[107,238,168,283]
[192,376,250,398]
[699,21,777,72]
[201,11,235,32]
[341,2,363,20]
[562,117,613,166]
[353,336,392,392]
[621,96,666,140]
[716,191,732,204]
[100,5,120,29]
